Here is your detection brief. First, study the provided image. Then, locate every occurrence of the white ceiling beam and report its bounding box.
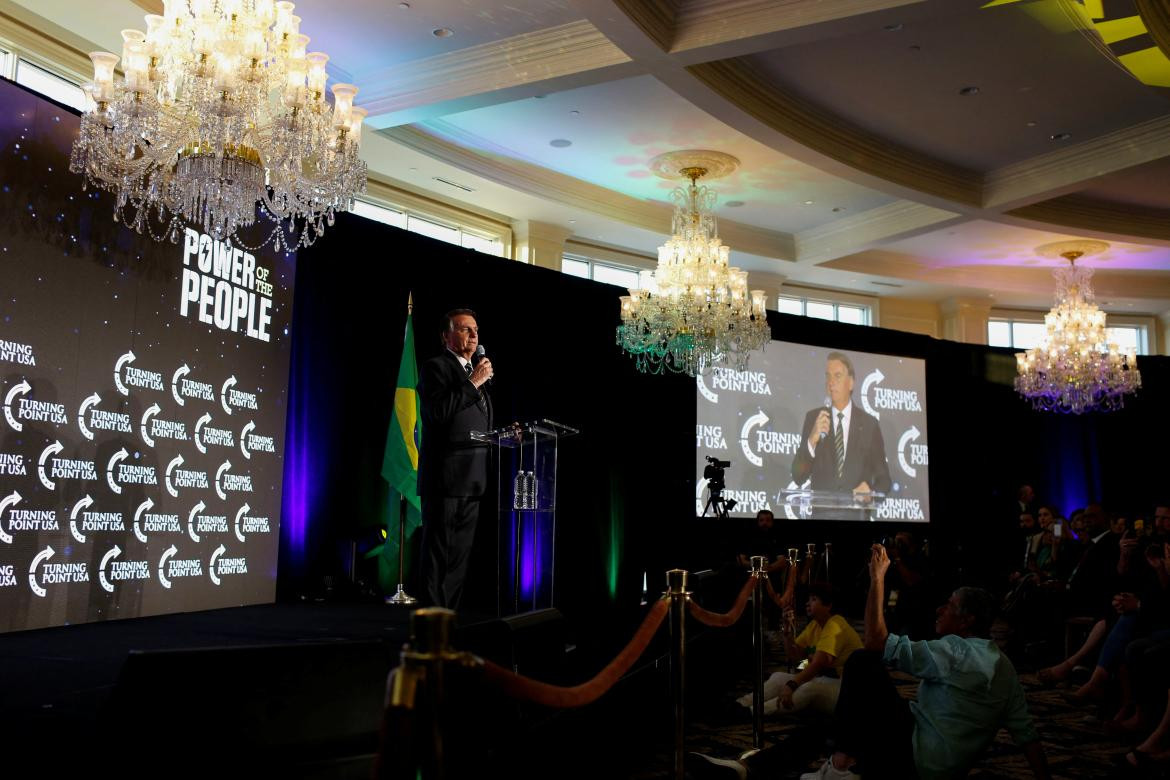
[795,201,965,265]
[360,20,637,129]
[380,125,798,260]
[982,115,1170,211]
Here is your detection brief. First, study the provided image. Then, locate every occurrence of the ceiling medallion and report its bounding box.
[616,150,769,376]
[1015,239,1141,414]
[70,0,367,250]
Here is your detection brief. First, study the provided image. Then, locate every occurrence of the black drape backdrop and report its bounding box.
[283,211,1170,627]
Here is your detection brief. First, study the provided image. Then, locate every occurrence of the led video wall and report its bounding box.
[0,79,294,632]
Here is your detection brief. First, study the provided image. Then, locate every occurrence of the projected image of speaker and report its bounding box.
[695,341,930,523]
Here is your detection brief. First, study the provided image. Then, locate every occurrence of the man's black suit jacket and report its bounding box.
[790,405,892,494]
[417,351,493,498]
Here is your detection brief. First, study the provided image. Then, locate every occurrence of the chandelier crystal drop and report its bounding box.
[69,0,368,250]
[1014,240,1141,414]
[616,153,769,376]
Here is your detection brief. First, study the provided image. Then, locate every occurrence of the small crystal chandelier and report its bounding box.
[1015,239,1141,414]
[69,0,367,249]
[616,151,769,376]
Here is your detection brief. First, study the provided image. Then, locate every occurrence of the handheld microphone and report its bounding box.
[820,396,831,439]
[473,345,491,387]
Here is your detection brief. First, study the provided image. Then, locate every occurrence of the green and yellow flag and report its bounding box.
[374,293,423,590]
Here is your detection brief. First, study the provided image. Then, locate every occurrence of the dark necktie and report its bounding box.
[464,362,472,379]
[834,411,845,479]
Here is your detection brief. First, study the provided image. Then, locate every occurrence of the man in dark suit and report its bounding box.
[791,352,892,502]
[417,308,493,609]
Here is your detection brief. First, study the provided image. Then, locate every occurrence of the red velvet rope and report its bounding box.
[479,598,669,709]
[687,573,758,627]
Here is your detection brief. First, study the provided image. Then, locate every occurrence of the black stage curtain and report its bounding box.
[285,211,1170,622]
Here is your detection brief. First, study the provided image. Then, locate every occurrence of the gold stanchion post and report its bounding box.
[388,607,458,780]
[748,556,767,754]
[667,569,690,780]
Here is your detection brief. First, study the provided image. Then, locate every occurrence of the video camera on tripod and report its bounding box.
[701,456,736,520]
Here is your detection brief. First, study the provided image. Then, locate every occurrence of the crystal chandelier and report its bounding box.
[1015,239,1141,414]
[69,0,367,249]
[616,151,769,376]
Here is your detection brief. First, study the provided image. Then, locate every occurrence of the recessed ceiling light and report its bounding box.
[432,27,454,38]
[958,86,980,96]
[883,23,903,31]
[724,200,745,208]
[1025,121,1037,127]
[398,2,409,8]
[549,138,572,148]
[1050,132,1072,141]
[832,207,844,212]
[568,219,576,224]
[803,200,815,205]
[569,109,580,115]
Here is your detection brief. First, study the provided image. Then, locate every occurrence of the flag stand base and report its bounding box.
[385,585,417,606]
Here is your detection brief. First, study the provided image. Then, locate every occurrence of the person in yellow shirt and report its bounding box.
[738,583,862,716]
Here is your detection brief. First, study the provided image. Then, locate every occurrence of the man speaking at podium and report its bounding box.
[791,352,891,505]
[418,308,494,609]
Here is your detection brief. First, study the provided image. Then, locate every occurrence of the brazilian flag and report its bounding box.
[372,293,422,591]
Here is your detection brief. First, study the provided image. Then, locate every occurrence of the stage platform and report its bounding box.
[0,600,509,774]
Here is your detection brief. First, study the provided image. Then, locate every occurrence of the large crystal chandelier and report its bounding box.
[1015,240,1141,414]
[69,0,367,249]
[616,151,769,376]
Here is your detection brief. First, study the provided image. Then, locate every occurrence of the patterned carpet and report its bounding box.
[629,628,1151,779]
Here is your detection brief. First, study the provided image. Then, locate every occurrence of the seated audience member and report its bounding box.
[736,583,862,717]
[801,545,1050,780]
[1154,505,1170,536]
[1039,506,1131,683]
[1065,504,1123,617]
[1110,543,1170,738]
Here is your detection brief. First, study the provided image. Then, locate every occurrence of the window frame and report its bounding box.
[776,285,877,327]
[560,252,646,290]
[351,195,505,257]
[988,309,1154,354]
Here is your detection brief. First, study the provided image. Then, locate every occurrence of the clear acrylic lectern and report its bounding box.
[471,419,579,615]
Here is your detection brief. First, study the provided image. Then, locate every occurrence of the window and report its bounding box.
[351,199,406,229]
[1107,326,1143,353]
[988,317,1149,354]
[777,294,873,326]
[561,253,645,290]
[15,59,84,111]
[407,215,460,245]
[351,198,503,256]
[562,257,590,279]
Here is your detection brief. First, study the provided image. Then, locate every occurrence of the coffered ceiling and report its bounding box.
[13,0,1170,316]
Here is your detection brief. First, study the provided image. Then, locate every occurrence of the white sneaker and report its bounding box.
[689,751,748,780]
[799,758,860,780]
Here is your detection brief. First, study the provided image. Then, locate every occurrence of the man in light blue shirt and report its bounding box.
[804,545,1051,780]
